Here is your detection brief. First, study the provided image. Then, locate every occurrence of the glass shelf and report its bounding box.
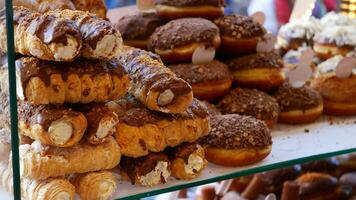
[110,116,356,200]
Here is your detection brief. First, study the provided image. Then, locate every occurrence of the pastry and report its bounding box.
[76,103,118,144]
[166,143,207,180]
[0,7,82,61]
[225,51,285,91]
[71,171,117,200]
[169,60,232,101]
[0,161,75,200]
[262,166,302,194]
[116,12,166,49]
[47,9,123,60]
[18,101,87,148]
[311,55,356,115]
[301,158,339,175]
[71,0,107,19]
[217,88,279,128]
[276,17,321,51]
[320,12,356,28]
[13,0,75,13]
[295,173,339,200]
[109,96,210,158]
[118,48,193,114]
[313,26,356,60]
[154,0,225,20]
[0,129,10,161]
[273,83,323,124]
[120,152,171,187]
[8,57,129,105]
[213,14,266,55]
[20,137,121,180]
[241,174,268,199]
[201,101,221,116]
[200,114,272,166]
[148,18,221,63]
[281,181,300,200]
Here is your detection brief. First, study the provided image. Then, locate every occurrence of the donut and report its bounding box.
[262,165,302,194]
[272,83,323,124]
[148,18,221,63]
[225,51,285,91]
[301,158,339,175]
[213,15,266,55]
[201,101,222,116]
[115,12,166,50]
[276,17,321,51]
[296,173,339,200]
[313,26,356,60]
[169,60,232,101]
[217,88,279,128]
[199,114,272,166]
[154,0,225,20]
[311,56,356,116]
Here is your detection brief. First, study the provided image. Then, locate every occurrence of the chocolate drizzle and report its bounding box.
[169,60,231,84]
[166,143,199,164]
[200,114,272,149]
[155,0,225,7]
[148,18,219,50]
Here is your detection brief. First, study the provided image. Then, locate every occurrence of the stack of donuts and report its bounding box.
[194,153,356,200]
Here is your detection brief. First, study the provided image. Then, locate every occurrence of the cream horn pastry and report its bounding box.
[18,101,87,147]
[165,143,207,180]
[71,0,107,19]
[13,0,76,13]
[0,161,76,200]
[0,7,82,61]
[20,137,121,180]
[70,171,117,200]
[120,152,171,187]
[108,96,210,158]
[47,9,122,60]
[118,48,193,113]
[75,103,118,144]
[12,57,129,105]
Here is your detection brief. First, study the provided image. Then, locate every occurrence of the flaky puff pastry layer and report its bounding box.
[47,9,122,60]
[20,137,121,180]
[108,97,210,158]
[18,102,87,148]
[6,57,130,105]
[71,0,107,19]
[0,7,82,61]
[118,47,193,114]
[0,162,75,200]
[13,0,75,13]
[71,171,117,200]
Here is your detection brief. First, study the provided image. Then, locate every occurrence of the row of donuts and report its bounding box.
[193,153,356,200]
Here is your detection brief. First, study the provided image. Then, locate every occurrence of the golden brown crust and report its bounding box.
[155,4,224,20]
[219,36,260,55]
[313,43,354,60]
[71,0,107,19]
[323,99,356,116]
[278,104,323,124]
[192,79,232,101]
[13,0,76,13]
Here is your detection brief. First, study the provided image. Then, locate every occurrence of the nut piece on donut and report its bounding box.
[273,83,323,124]
[311,56,356,116]
[214,15,266,55]
[200,114,272,167]
[148,18,221,63]
[217,88,279,128]
[154,0,225,20]
[115,12,166,50]
[296,173,339,200]
[225,51,285,91]
[169,60,232,101]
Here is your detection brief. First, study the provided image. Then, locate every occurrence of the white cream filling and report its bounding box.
[184,154,204,175]
[278,17,321,40]
[50,36,79,60]
[138,161,170,186]
[96,116,117,139]
[314,25,356,46]
[320,12,356,27]
[93,34,121,58]
[98,181,116,199]
[317,55,343,74]
[48,120,73,145]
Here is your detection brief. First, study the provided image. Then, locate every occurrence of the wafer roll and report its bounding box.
[13,0,75,13]
[47,9,122,60]
[18,101,87,147]
[118,48,193,114]
[20,137,121,180]
[71,0,107,19]
[166,143,207,180]
[108,96,210,158]
[0,7,82,61]
[77,103,119,144]
[3,57,129,105]
[71,171,117,200]
[120,153,171,186]
[0,161,75,200]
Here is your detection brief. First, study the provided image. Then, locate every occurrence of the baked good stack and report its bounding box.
[0,6,127,200]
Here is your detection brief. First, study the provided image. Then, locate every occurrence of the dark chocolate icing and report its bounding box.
[166,143,199,164]
[297,173,338,197]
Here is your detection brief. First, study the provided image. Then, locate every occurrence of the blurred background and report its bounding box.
[105,0,344,34]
